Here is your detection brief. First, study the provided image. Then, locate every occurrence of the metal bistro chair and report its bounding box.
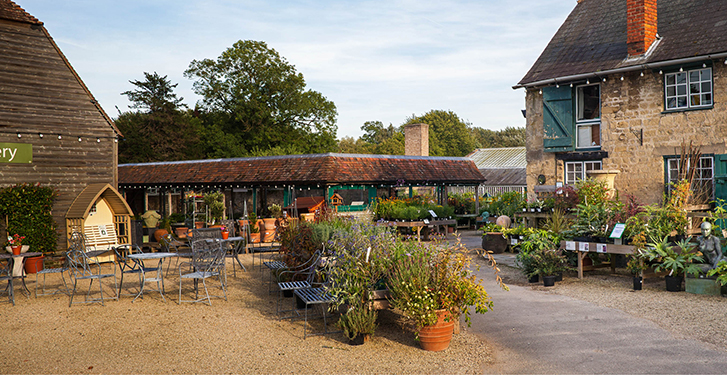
[160,233,190,276]
[114,244,164,301]
[0,257,15,306]
[178,239,227,305]
[293,256,340,339]
[34,253,70,298]
[276,250,323,318]
[66,238,119,307]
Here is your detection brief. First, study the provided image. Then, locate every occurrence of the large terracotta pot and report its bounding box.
[249,233,260,243]
[418,309,455,351]
[11,246,21,255]
[24,255,44,274]
[153,229,169,242]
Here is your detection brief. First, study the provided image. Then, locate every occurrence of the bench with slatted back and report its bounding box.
[83,224,118,262]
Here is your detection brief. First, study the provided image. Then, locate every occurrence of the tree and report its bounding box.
[470,126,525,148]
[116,72,202,163]
[184,40,338,156]
[404,110,476,156]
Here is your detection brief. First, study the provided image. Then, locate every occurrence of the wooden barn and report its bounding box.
[0,0,123,252]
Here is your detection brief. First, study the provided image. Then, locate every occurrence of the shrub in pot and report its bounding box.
[644,236,703,292]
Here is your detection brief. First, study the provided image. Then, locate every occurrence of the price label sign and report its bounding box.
[579,242,590,252]
[565,241,576,251]
[596,243,607,253]
[428,210,438,218]
[610,223,626,239]
[511,238,519,245]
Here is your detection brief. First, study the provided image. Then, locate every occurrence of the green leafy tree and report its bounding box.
[184,40,338,157]
[471,126,525,148]
[404,110,476,156]
[116,72,202,163]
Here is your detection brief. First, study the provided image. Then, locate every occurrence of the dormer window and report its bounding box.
[576,84,600,149]
[665,67,712,110]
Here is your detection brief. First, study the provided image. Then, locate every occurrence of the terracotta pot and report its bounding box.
[418,309,455,351]
[447,226,454,234]
[222,231,229,240]
[249,233,260,243]
[195,221,204,229]
[11,246,21,256]
[24,255,44,274]
[263,218,276,230]
[238,220,249,228]
[263,231,275,243]
[153,229,169,242]
[175,227,189,239]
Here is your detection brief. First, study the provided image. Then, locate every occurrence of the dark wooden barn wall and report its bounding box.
[0,20,118,252]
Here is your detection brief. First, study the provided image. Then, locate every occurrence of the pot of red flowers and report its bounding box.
[6,234,26,255]
[221,226,229,240]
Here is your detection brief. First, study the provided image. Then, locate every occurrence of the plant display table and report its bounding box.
[384,219,457,242]
[561,241,636,279]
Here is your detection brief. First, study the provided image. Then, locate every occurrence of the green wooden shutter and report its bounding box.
[542,86,574,152]
[715,154,727,202]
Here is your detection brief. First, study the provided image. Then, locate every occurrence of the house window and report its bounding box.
[665,67,712,110]
[565,160,602,185]
[666,156,714,201]
[576,84,600,148]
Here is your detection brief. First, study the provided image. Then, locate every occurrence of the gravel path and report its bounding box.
[0,255,493,374]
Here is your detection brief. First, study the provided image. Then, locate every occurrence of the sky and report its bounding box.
[20,0,575,139]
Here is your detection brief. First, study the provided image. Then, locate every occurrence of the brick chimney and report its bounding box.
[404,123,429,156]
[627,0,657,57]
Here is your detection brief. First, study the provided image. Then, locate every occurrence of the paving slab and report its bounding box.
[455,230,727,374]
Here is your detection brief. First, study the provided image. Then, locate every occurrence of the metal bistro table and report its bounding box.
[220,236,246,276]
[127,252,178,302]
[0,252,42,297]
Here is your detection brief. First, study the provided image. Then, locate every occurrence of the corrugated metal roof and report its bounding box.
[467,147,526,169]
[478,168,526,186]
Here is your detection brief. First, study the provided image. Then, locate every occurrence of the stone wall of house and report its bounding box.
[525,62,727,205]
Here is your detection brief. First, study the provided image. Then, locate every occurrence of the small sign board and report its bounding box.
[511,238,519,246]
[98,225,108,236]
[0,142,32,163]
[565,241,576,251]
[423,219,429,224]
[578,242,590,252]
[428,210,437,218]
[596,243,607,253]
[610,223,626,239]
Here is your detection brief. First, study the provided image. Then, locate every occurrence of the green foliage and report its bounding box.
[387,239,500,329]
[574,178,609,206]
[184,40,338,157]
[372,197,453,221]
[117,73,203,163]
[203,192,225,224]
[247,212,259,233]
[706,260,727,286]
[643,236,703,277]
[277,222,320,273]
[470,126,525,148]
[515,230,565,277]
[485,191,525,219]
[542,208,571,238]
[0,183,58,254]
[481,223,504,233]
[448,192,486,215]
[337,305,378,340]
[168,213,185,223]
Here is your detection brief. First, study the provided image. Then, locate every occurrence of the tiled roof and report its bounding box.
[0,0,41,25]
[118,153,486,187]
[467,147,526,169]
[517,0,727,86]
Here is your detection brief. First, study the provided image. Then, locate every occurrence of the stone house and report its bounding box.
[0,0,127,251]
[514,0,727,205]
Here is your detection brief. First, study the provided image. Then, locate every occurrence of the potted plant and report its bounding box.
[481,223,507,254]
[643,235,703,292]
[625,232,649,290]
[517,229,561,283]
[387,239,507,351]
[203,191,225,225]
[6,234,26,255]
[706,260,727,292]
[153,216,172,242]
[529,247,569,287]
[337,304,377,345]
[247,212,260,242]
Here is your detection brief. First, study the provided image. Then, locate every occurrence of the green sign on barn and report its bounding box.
[0,143,32,163]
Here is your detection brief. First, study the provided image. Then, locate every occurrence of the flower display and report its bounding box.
[7,234,25,247]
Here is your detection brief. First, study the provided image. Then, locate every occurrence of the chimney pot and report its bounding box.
[404,123,429,157]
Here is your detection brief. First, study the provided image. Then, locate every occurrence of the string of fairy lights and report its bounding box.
[2,130,119,143]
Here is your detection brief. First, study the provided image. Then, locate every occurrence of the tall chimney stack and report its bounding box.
[627,0,657,57]
[404,123,429,157]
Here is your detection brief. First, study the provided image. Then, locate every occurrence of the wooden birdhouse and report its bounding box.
[330,193,344,211]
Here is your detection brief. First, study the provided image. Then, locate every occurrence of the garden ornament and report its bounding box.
[697,222,725,273]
